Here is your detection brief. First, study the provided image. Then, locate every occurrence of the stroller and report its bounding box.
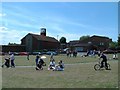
[2,58,10,68]
[36,58,46,70]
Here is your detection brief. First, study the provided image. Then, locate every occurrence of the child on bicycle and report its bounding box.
[99,52,108,70]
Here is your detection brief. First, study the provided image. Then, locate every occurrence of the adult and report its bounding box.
[50,52,54,60]
[36,57,45,70]
[35,54,39,66]
[10,53,15,67]
[27,52,29,60]
[2,53,10,68]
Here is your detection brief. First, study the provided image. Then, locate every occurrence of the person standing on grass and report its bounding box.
[27,52,29,60]
[10,53,15,68]
[50,52,54,60]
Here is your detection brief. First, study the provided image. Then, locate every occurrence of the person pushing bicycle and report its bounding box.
[99,52,108,70]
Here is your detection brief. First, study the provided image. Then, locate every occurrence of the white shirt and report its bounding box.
[10,54,15,60]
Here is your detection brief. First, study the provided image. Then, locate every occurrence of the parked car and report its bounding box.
[14,52,20,55]
[19,52,28,55]
[32,52,43,55]
[46,51,58,55]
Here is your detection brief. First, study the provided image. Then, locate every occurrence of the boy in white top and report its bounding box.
[48,59,55,70]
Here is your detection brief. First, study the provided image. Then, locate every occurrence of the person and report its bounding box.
[2,53,10,68]
[113,52,118,60]
[10,53,15,67]
[36,57,45,70]
[27,52,29,60]
[35,54,39,66]
[99,52,108,70]
[69,51,72,57]
[50,52,54,60]
[66,50,69,57]
[53,60,64,71]
[48,59,56,70]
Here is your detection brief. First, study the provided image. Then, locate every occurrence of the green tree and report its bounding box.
[109,41,118,50]
[79,35,90,41]
[118,34,120,47]
[59,37,66,44]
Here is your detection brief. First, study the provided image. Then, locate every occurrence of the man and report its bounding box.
[99,52,108,70]
[10,53,15,67]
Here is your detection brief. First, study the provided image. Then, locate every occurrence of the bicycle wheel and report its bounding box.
[105,63,110,70]
[94,64,101,70]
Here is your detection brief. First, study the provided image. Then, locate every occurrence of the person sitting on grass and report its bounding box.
[48,59,55,70]
[53,60,64,71]
[36,57,45,70]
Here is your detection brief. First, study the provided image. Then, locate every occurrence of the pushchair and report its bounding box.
[2,58,10,68]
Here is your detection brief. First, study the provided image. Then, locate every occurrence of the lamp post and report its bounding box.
[57,35,59,41]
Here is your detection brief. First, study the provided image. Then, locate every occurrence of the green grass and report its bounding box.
[1,54,118,88]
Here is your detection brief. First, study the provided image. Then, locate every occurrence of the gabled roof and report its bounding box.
[91,35,110,39]
[21,33,59,43]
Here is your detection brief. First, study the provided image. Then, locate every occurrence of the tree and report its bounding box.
[79,35,90,41]
[59,37,66,44]
[118,34,120,47]
[109,41,118,50]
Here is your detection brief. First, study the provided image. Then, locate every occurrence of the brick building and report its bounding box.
[21,28,60,52]
[1,45,25,52]
[69,35,112,52]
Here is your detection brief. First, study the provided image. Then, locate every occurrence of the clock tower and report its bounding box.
[40,28,46,36]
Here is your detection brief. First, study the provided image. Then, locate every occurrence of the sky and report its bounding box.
[0,2,118,45]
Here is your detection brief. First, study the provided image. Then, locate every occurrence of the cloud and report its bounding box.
[0,26,30,45]
[0,13,6,17]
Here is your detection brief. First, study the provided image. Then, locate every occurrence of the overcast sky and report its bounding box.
[0,2,118,45]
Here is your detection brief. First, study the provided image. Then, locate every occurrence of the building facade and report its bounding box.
[69,35,112,52]
[21,28,60,52]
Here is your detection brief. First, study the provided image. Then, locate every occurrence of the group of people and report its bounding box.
[66,50,77,57]
[2,53,15,68]
[81,50,97,57]
[35,53,65,71]
[48,59,65,71]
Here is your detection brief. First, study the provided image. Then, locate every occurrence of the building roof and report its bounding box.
[91,35,110,39]
[21,33,59,43]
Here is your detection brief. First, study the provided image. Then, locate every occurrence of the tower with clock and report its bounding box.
[40,28,46,36]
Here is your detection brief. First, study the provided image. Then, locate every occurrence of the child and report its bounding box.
[53,60,64,71]
[48,59,55,70]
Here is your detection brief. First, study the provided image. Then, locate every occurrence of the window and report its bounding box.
[100,42,104,45]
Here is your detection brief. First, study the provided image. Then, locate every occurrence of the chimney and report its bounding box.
[40,28,46,36]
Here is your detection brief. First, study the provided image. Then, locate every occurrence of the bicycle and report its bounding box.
[94,59,111,71]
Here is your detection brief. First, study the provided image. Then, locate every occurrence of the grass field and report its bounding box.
[1,54,119,88]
